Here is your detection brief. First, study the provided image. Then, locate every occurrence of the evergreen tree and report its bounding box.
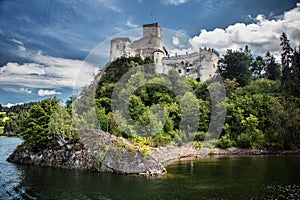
[291,46,300,97]
[250,56,266,79]
[265,51,281,81]
[280,32,294,94]
[280,32,300,97]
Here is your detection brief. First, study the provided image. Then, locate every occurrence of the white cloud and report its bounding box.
[98,0,122,12]
[19,87,32,94]
[0,52,98,90]
[163,0,188,6]
[38,89,61,97]
[189,4,300,60]
[4,102,24,108]
[3,87,32,94]
[0,62,45,75]
[126,19,139,28]
[18,45,26,52]
[11,39,24,46]
[172,36,180,46]
[11,38,26,52]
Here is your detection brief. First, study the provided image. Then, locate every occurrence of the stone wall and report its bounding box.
[143,23,162,38]
[160,49,219,81]
[110,38,134,62]
[109,23,219,81]
[110,23,165,62]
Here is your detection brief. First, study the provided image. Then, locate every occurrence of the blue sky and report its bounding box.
[0,0,299,106]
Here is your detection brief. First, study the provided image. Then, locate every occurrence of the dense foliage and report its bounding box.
[216,33,300,150]
[0,102,36,136]
[91,57,210,147]
[20,98,79,151]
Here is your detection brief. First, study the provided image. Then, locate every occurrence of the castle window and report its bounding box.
[156,59,158,63]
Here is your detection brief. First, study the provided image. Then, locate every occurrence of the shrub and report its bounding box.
[216,134,235,149]
[236,133,252,148]
[194,131,207,141]
[193,141,202,149]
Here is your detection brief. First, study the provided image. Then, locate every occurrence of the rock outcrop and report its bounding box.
[7,130,166,176]
[6,143,95,170]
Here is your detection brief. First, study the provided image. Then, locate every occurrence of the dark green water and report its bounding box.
[1,137,300,199]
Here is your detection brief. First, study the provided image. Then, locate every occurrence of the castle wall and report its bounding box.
[110,38,134,62]
[161,49,219,81]
[198,49,219,81]
[109,23,219,82]
[143,23,162,38]
[110,23,164,62]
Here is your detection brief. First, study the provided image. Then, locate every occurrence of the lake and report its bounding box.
[1,137,300,199]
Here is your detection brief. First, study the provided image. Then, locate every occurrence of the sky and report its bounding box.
[0,0,300,106]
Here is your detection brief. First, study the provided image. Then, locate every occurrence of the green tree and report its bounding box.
[250,56,266,79]
[280,32,294,95]
[48,105,79,140]
[218,49,252,86]
[21,98,79,151]
[265,51,281,81]
[21,98,60,150]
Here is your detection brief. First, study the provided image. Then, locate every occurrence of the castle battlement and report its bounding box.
[110,23,165,62]
[109,23,219,81]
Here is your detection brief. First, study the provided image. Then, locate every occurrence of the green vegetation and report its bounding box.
[0,102,36,137]
[21,98,78,151]
[216,33,300,150]
[90,56,209,148]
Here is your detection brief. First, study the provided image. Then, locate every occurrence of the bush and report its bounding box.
[236,133,252,148]
[193,141,202,149]
[216,134,235,149]
[194,131,207,141]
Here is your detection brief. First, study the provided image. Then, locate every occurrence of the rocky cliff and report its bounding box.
[7,130,166,176]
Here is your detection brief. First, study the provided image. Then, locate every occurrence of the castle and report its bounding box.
[110,23,219,81]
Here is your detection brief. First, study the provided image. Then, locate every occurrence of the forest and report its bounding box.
[2,32,300,151]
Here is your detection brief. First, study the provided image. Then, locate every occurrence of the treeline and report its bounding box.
[216,33,300,150]
[9,98,79,151]
[0,102,36,136]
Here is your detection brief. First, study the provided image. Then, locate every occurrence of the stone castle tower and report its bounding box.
[109,23,219,81]
[110,23,166,62]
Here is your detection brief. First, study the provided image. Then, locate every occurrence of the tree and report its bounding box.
[21,98,60,150]
[290,46,300,97]
[48,105,79,141]
[218,49,252,86]
[250,56,266,79]
[265,51,281,81]
[21,98,79,151]
[280,33,300,97]
[280,32,294,94]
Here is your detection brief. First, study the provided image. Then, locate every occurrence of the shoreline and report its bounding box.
[4,136,300,176]
[151,145,300,167]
